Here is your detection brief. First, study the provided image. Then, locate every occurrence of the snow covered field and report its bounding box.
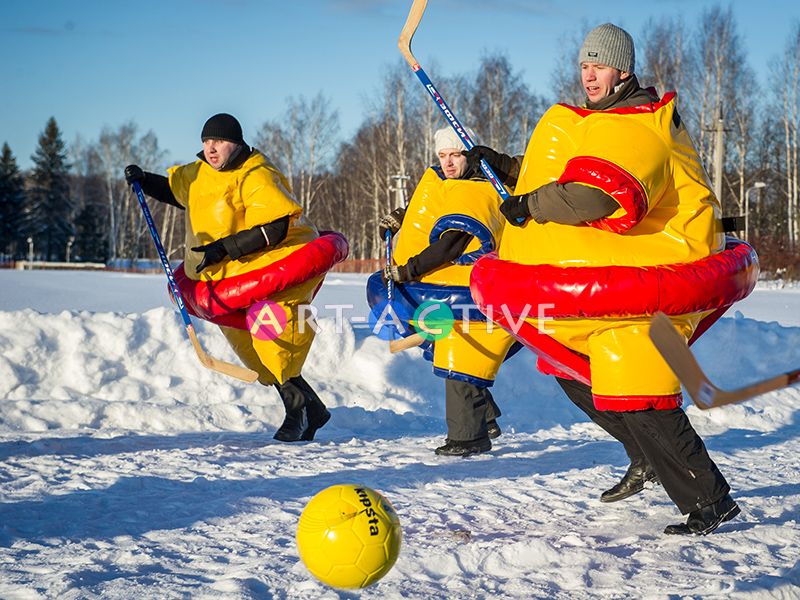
[0,269,798,599]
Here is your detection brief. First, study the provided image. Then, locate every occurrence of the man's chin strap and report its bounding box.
[218,144,245,171]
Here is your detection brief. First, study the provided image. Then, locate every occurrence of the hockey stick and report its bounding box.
[389,0,515,355]
[649,311,800,409]
[390,333,425,353]
[398,0,515,209]
[131,181,259,383]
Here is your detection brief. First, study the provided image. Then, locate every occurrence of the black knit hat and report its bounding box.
[200,113,245,145]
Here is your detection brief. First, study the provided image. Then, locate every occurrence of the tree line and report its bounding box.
[1,7,799,276]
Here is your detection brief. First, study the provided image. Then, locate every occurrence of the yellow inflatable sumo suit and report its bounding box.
[169,149,322,385]
[393,167,515,384]
[495,93,742,409]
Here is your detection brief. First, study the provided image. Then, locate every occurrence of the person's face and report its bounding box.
[203,139,239,170]
[580,62,627,102]
[438,149,467,179]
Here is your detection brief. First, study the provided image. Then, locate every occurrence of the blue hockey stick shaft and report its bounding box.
[408,64,510,202]
[385,229,394,302]
[398,2,508,200]
[132,181,193,328]
[131,180,258,383]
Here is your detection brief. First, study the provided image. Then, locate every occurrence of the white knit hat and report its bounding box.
[579,23,635,73]
[434,126,478,153]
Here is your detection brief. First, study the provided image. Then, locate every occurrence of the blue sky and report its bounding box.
[1,0,797,170]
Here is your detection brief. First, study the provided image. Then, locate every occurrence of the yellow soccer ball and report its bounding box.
[296,484,402,589]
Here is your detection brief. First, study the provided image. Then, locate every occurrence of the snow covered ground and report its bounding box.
[0,269,798,599]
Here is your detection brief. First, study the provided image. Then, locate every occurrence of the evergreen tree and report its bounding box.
[69,139,109,263]
[72,177,109,263]
[28,117,73,260]
[0,143,26,260]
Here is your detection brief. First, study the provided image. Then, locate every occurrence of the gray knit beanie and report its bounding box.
[578,23,635,74]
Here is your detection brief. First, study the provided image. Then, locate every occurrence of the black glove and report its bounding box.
[461,146,516,183]
[500,194,532,227]
[379,207,406,239]
[191,239,229,273]
[382,264,411,284]
[124,164,146,185]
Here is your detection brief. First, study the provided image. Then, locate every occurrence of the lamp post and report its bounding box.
[745,182,767,242]
[26,237,33,268]
[388,173,410,209]
[66,236,75,263]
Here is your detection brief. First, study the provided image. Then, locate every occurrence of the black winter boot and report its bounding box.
[664,493,741,535]
[600,459,660,503]
[273,380,307,442]
[435,437,491,457]
[273,409,307,442]
[293,376,331,441]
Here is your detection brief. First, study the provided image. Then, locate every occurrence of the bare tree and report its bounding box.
[639,16,689,94]
[93,122,168,261]
[727,80,758,218]
[550,23,591,106]
[683,5,753,216]
[254,93,340,214]
[749,112,783,244]
[771,22,800,249]
[466,52,545,154]
[330,124,386,259]
[346,61,437,258]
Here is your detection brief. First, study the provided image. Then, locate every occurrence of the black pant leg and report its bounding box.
[444,379,490,442]
[621,408,730,514]
[275,378,306,412]
[556,377,645,463]
[292,375,327,419]
[485,388,501,422]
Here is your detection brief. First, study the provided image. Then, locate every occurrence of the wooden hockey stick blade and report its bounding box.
[398,0,428,67]
[389,332,426,354]
[649,311,800,409]
[187,326,260,383]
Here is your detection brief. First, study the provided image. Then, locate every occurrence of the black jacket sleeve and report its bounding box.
[405,230,473,280]
[140,172,182,209]
[220,216,291,260]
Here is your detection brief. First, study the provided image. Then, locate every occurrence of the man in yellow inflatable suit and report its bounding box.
[125,113,330,443]
[381,127,515,457]
[465,24,739,535]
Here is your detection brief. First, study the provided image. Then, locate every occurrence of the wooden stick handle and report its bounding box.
[188,326,259,383]
[389,332,426,354]
[398,0,428,67]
